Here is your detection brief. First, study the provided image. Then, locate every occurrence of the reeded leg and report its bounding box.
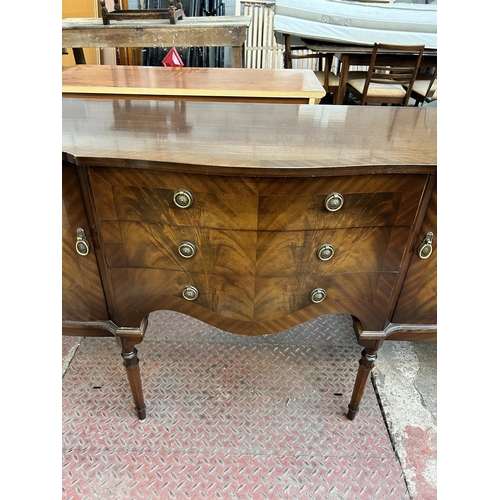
[117,337,146,420]
[347,347,378,420]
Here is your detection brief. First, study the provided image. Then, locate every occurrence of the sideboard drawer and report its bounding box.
[110,267,256,324]
[100,221,257,277]
[109,267,396,329]
[100,222,409,278]
[89,167,259,230]
[258,175,427,230]
[256,226,410,276]
[254,272,398,323]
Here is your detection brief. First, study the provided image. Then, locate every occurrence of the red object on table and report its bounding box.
[162,47,184,67]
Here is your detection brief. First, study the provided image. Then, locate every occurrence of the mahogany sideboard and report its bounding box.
[62,65,326,104]
[62,98,437,421]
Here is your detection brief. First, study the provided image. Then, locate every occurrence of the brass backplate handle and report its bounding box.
[182,285,199,301]
[310,288,327,303]
[173,189,194,209]
[417,232,434,259]
[317,244,335,261]
[324,192,344,212]
[178,241,197,258]
[75,228,90,256]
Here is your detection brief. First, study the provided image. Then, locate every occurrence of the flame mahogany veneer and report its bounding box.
[62,98,437,421]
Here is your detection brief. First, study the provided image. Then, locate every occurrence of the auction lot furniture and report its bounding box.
[62,15,251,68]
[62,65,325,104]
[345,43,425,106]
[300,38,437,104]
[62,99,437,421]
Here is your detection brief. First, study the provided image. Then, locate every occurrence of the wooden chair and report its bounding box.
[283,35,340,101]
[315,60,368,104]
[313,53,340,100]
[345,43,425,105]
[411,69,437,106]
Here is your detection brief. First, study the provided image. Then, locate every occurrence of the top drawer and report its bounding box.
[89,168,426,231]
[257,175,427,230]
[89,167,260,230]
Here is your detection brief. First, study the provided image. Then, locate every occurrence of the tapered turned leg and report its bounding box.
[119,339,146,420]
[347,347,378,420]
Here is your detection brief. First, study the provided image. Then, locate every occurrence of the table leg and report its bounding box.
[72,48,86,65]
[284,34,292,69]
[336,54,351,105]
[323,53,333,90]
[347,340,383,420]
[232,44,245,68]
[116,336,146,420]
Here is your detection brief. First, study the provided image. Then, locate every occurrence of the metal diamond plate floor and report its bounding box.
[62,311,410,499]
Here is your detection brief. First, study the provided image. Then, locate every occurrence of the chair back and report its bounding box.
[361,43,425,105]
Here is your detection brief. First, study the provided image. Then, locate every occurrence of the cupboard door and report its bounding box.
[392,186,437,325]
[62,163,109,321]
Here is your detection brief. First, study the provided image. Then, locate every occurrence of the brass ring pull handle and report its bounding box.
[317,244,335,261]
[173,189,194,208]
[324,192,344,212]
[182,285,199,301]
[75,228,90,256]
[178,241,197,259]
[417,232,434,259]
[310,288,327,303]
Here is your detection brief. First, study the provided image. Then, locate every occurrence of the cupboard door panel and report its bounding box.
[392,186,437,324]
[62,163,108,321]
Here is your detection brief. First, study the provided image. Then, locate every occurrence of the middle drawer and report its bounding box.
[100,221,409,276]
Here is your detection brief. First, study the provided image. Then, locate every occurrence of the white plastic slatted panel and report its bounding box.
[235,0,320,70]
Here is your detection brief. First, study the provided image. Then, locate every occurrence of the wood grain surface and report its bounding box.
[62,65,325,103]
[63,99,436,336]
[392,184,437,324]
[62,99,437,175]
[62,15,250,48]
[62,163,109,322]
[108,267,397,332]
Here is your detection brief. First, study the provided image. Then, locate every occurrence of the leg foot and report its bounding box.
[121,344,147,420]
[347,347,378,420]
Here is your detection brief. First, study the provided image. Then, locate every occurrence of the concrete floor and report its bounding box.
[372,341,437,499]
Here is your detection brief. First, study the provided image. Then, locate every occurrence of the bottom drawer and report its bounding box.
[109,267,397,331]
[110,268,255,325]
[254,273,397,322]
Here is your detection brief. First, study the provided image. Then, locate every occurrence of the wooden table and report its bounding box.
[300,38,437,104]
[62,15,251,68]
[62,65,326,104]
[63,98,437,422]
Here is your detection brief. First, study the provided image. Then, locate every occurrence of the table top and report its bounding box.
[62,65,326,100]
[301,38,437,56]
[62,15,251,30]
[62,98,436,175]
